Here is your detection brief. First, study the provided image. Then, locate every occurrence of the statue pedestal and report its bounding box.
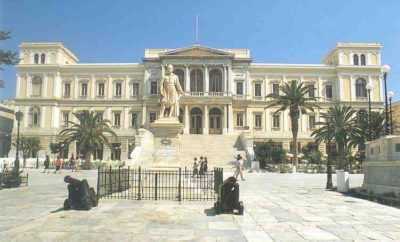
[149,117,183,170]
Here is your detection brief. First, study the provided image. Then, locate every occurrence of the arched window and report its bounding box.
[190,69,203,92]
[34,53,39,64]
[357,110,368,122]
[31,76,42,97]
[209,107,222,115]
[360,54,366,65]
[40,54,46,64]
[190,107,203,115]
[353,54,359,65]
[209,69,222,93]
[30,106,41,126]
[173,69,185,91]
[356,78,367,98]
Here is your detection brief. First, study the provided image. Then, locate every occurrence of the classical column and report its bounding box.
[229,65,234,94]
[203,105,209,134]
[29,52,34,64]
[223,105,227,134]
[40,106,46,128]
[16,74,21,98]
[265,108,270,131]
[53,72,61,99]
[108,75,113,99]
[338,75,343,101]
[283,110,288,131]
[24,106,29,127]
[265,75,269,97]
[222,65,227,93]
[26,74,31,98]
[74,75,79,98]
[106,107,111,121]
[42,74,48,97]
[142,104,147,127]
[124,107,129,129]
[246,107,251,128]
[125,75,130,99]
[184,105,189,134]
[350,75,355,101]
[246,70,250,98]
[204,65,209,95]
[91,74,96,99]
[72,107,77,122]
[318,76,322,99]
[52,106,60,128]
[301,113,306,132]
[228,104,233,134]
[185,65,190,92]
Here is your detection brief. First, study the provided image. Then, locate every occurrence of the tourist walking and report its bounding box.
[234,155,245,181]
[43,155,50,173]
[192,157,198,177]
[54,156,62,174]
[69,154,75,171]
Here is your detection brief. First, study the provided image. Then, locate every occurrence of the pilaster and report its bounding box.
[265,75,269,97]
[125,75,130,99]
[41,106,46,128]
[26,74,31,98]
[43,74,48,97]
[124,107,129,129]
[222,65,227,92]
[54,72,61,99]
[228,104,233,134]
[108,75,113,99]
[265,108,270,131]
[318,76,322,99]
[74,75,79,98]
[204,65,209,95]
[223,105,227,134]
[283,110,288,131]
[185,65,190,92]
[91,74,96,99]
[184,105,189,134]
[203,104,209,134]
[338,75,343,101]
[16,74,20,98]
[142,104,147,126]
[350,75,355,101]
[24,106,29,127]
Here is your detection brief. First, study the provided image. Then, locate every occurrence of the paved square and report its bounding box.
[1,169,400,241]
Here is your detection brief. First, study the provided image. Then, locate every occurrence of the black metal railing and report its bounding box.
[97,166,223,201]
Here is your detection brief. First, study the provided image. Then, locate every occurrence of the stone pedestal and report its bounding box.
[149,117,183,170]
[337,170,349,192]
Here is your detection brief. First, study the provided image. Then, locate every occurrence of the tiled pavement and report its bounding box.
[1,169,400,241]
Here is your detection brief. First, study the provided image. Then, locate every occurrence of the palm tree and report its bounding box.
[59,110,117,166]
[311,113,334,189]
[266,80,319,170]
[312,106,363,171]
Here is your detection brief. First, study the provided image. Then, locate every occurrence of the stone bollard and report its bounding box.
[337,170,349,192]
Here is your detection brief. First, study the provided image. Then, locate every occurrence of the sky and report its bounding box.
[1,0,400,101]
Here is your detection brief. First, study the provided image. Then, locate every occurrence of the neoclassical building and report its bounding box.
[10,42,385,161]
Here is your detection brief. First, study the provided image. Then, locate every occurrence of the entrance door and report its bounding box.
[209,108,223,134]
[190,107,203,134]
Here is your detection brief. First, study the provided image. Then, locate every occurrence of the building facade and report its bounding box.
[10,42,385,160]
[0,101,14,157]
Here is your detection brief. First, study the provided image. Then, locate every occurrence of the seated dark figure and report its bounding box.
[214,176,244,215]
[63,175,98,210]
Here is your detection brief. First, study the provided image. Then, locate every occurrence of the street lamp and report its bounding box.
[366,82,373,141]
[388,91,394,134]
[14,111,23,170]
[382,65,390,135]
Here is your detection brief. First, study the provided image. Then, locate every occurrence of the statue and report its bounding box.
[159,64,185,118]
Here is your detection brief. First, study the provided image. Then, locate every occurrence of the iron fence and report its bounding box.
[97,166,223,201]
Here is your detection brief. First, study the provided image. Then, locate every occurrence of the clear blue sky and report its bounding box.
[1,0,400,101]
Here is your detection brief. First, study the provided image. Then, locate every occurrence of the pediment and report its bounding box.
[162,45,234,57]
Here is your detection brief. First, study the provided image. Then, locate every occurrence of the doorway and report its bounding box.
[209,108,222,134]
[190,107,203,134]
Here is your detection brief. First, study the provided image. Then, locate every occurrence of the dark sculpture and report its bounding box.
[214,176,244,215]
[63,176,98,210]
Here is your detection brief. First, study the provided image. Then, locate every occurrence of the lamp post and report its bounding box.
[388,91,394,134]
[366,83,373,141]
[382,65,390,135]
[14,111,23,170]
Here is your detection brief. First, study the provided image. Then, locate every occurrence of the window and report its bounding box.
[357,110,367,122]
[308,84,315,98]
[209,69,222,92]
[149,112,156,123]
[255,114,262,128]
[190,69,203,92]
[96,112,104,122]
[396,144,400,152]
[273,114,280,128]
[236,82,243,95]
[254,83,261,97]
[34,53,39,64]
[150,81,158,94]
[31,76,42,97]
[325,116,333,123]
[115,82,122,96]
[309,115,316,129]
[174,69,185,90]
[64,83,71,97]
[62,112,69,126]
[30,107,40,126]
[353,54,359,65]
[325,84,333,99]
[81,82,88,96]
[361,54,366,65]
[114,113,121,127]
[356,78,367,98]
[98,82,105,96]
[132,83,139,96]
[237,113,244,127]
[131,113,137,127]
[40,54,45,64]
[272,83,280,95]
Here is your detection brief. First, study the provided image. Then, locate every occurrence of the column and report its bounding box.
[125,75,130,99]
[143,69,148,97]
[350,75,355,101]
[108,75,113,99]
[203,105,209,134]
[265,108,270,131]
[246,70,250,98]
[53,106,60,128]
[56,51,61,64]
[51,106,56,128]
[185,65,190,92]
[222,65,227,93]
[26,74,31,98]
[204,65,209,95]
[228,104,233,134]
[124,107,129,129]
[318,76,322,99]
[379,75,383,102]
[42,74,48,97]
[283,110,288,131]
[54,72,61,98]
[265,75,269,97]
[29,52,34,64]
[223,105,227,134]
[16,74,20,98]
[74,75,79,98]
[24,106,29,127]
[106,107,111,121]
[301,113,306,132]
[91,74,96,99]
[161,64,165,77]
[72,107,77,122]
[184,105,189,134]
[142,104,147,126]
[40,106,46,128]
[246,107,251,127]
[338,75,343,101]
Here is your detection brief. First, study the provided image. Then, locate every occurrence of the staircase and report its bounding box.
[179,134,247,171]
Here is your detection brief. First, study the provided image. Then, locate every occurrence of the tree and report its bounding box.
[12,137,42,167]
[255,140,287,168]
[0,30,19,88]
[266,80,319,170]
[302,142,322,164]
[59,110,117,167]
[50,141,68,158]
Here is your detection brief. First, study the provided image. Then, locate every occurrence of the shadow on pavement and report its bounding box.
[204,207,217,216]
[50,207,65,213]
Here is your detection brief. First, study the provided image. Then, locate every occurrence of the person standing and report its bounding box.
[55,156,62,174]
[69,154,76,172]
[44,155,50,173]
[203,157,208,173]
[192,157,198,177]
[234,155,245,181]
